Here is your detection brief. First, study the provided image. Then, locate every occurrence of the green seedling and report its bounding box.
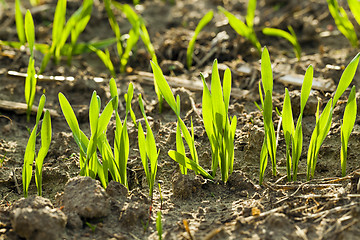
[340,86,357,177]
[218,0,262,54]
[59,90,114,187]
[262,26,301,60]
[255,47,277,185]
[89,46,115,77]
[200,59,237,183]
[104,2,162,110]
[40,0,93,72]
[23,94,52,197]
[59,79,135,188]
[85,222,97,232]
[150,61,213,180]
[25,10,35,57]
[280,66,313,181]
[348,0,360,27]
[15,0,25,45]
[292,66,313,181]
[326,0,358,47]
[104,0,123,63]
[40,0,66,71]
[108,80,136,188]
[25,57,36,122]
[138,94,159,198]
[0,152,6,167]
[156,211,162,240]
[111,3,158,71]
[66,0,93,64]
[187,10,213,69]
[307,53,360,180]
[282,88,294,181]
[24,11,37,122]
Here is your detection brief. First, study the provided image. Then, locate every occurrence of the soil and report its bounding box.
[1,0,360,239]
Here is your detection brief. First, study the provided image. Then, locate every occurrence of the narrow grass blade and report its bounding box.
[104,0,123,58]
[176,120,187,174]
[292,65,313,181]
[25,10,35,56]
[58,93,85,150]
[300,65,314,112]
[223,68,232,114]
[168,150,213,180]
[35,110,52,196]
[333,53,360,104]
[150,61,177,114]
[282,88,294,181]
[89,47,116,77]
[35,94,46,125]
[218,7,250,38]
[348,0,360,26]
[211,60,225,125]
[200,74,215,155]
[15,0,25,45]
[138,123,150,183]
[52,0,66,49]
[89,91,99,137]
[109,78,119,112]
[228,115,237,175]
[156,211,162,240]
[25,57,37,122]
[186,10,213,69]
[97,98,114,135]
[259,136,268,185]
[341,85,357,176]
[120,27,139,73]
[261,47,273,96]
[262,26,301,59]
[140,23,157,64]
[246,0,256,29]
[327,0,358,47]
[23,125,37,197]
[282,89,295,137]
[218,6,261,53]
[307,100,333,179]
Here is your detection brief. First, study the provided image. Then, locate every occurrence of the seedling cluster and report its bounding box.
[0,0,356,210]
[258,48,360,184]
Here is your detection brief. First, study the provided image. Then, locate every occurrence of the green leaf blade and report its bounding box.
[25,10,35,56]
[186,10,213,69]
[333,53,360,104]
[15,0,25,45]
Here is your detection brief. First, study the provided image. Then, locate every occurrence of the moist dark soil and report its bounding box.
[1,0,360,239]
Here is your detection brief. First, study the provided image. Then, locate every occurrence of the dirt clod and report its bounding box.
[171,172,202,200]
[10,196,66,240]
[119,202,149,227]
[10,195,53,210]
[63,176,110,219]
[227,170,258,193]
[106,180,128,200]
